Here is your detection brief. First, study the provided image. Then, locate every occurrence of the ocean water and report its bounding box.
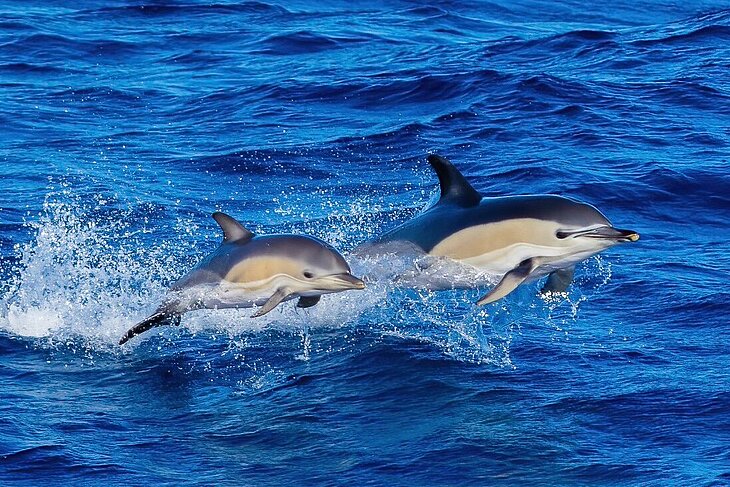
[1,0,729,484]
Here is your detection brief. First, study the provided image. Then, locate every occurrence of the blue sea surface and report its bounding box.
[1,0,729,485]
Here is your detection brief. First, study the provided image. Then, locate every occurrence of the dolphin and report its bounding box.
[119,212,365,345]
[366,154,639,305]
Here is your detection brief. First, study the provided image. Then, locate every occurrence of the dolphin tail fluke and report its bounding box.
[119,312,181,345]
[477,258,538,306]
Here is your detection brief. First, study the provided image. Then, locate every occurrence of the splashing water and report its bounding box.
[0,181,614,367]
[0,187,188,349]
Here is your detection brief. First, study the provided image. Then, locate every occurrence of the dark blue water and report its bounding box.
[1,1,729,485]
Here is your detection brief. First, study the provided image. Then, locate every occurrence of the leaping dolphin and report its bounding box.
[366,154,639,305]
[119,212,365,345]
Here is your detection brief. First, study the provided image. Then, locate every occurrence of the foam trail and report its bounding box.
[0,192,175,349]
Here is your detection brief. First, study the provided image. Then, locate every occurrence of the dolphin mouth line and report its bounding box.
[585,227,640,242]
[329,273,366,289]
[558,226,639,242]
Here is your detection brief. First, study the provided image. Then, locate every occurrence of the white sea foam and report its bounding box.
[0,193,166,349]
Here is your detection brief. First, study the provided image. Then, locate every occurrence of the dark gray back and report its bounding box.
[171,234,350,290]
[377,195,611,253]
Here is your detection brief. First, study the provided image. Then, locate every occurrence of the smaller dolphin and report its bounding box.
[366,154,639,305]
[119,212,365,345]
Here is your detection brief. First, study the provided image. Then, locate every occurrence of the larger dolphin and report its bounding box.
[119,212,365,345]
[367,154,639,305]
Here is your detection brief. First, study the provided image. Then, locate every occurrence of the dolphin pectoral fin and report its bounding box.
[251,288,290,317]
[119,312,181,345]
[297,296,320,308]
[541,266,575,294]
[477,258,537,306]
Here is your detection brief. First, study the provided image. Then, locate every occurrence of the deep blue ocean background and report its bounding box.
[1,1,729,485]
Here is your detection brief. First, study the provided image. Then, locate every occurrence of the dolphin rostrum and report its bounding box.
[119,212,365,345]
[367,154,639,305]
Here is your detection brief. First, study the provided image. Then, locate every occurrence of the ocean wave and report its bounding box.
[0,33,141,58]
[483,29,620,60]
[76,2,290,18]
[212,68,508,110]
[189,149,335,178]
[526,29,619,52]
[630,8,730,46]
[253,30,378,55]
[636,167,730,211]
[0,21,36,31]
[633,24,730,46]
[623,79,730,111]
[0,62,67,74]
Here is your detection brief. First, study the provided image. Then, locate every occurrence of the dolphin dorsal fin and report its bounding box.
[427,154,481,207]
[212,212,254,243]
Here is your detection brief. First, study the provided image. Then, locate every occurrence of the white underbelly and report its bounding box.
[447,243,601,281]
[455,243,568,273]
[174,275,300,311]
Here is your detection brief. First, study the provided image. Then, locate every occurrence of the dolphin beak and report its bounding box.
[584,226,640,242]
[332,273,366,290]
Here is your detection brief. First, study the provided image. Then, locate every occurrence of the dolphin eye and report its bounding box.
[303,271,314,279]
[556,231,570,239]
